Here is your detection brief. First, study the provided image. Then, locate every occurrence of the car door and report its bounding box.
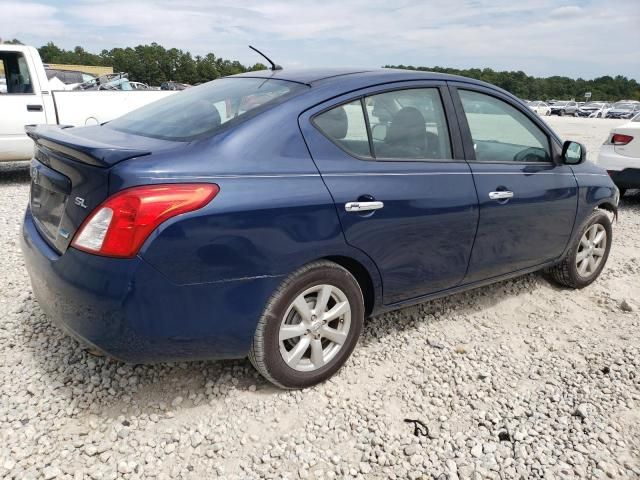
[0,50,47,161]
[449,84,578,283]
[299,83,479,305]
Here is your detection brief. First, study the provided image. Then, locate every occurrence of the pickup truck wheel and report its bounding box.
[249,261,364,389]
[548,210,612,289]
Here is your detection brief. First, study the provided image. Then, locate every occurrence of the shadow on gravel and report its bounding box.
[19,270,545,418]
[619,189,640,207]
[0,161,30,184]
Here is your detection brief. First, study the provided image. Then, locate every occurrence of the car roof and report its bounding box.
[231,67,484,87]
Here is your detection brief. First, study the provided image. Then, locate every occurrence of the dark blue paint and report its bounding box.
[21,68,618,363]
[22,209,285,361]
[463,163,578,283]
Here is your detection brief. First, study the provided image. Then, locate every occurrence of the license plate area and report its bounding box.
[30,161,72,248]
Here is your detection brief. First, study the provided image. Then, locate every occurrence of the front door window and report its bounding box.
[459,90,551,163]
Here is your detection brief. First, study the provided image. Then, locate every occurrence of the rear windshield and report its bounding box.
[107,77,308,141]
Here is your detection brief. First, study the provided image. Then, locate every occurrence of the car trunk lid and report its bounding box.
[26,124,180,254]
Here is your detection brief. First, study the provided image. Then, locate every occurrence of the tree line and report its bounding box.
[2,39,266,85]
[3,39,638,99]
[38,42,267,85]
[385,64,640,102]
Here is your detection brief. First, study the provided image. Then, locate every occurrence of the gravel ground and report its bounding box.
[1,117,639,479]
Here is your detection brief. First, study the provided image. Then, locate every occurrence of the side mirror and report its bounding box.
[562,140,586,165]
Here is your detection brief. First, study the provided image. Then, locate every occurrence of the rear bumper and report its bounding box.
[20,209,282,363]
[607,168,640,189]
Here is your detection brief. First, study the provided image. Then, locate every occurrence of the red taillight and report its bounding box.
[72,183,219,258]
[612,133,633,145]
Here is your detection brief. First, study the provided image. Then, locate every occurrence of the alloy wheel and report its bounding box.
[576,223,607,278]
[279,284,351,372]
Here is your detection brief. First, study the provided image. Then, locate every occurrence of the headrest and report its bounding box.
[386,107,426,145]
[316,106,348,140]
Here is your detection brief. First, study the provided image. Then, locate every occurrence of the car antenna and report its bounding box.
[249,45,282,71]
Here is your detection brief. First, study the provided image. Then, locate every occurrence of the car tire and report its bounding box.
[559,110,565,116]
[547,210,612,289]
[249,260,364,389]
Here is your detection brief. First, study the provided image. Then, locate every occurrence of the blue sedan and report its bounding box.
[21,68,618,388]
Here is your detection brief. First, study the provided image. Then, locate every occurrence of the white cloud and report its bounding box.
[6,0,640,79]
[549,5,584,17]
[2,2,65,41]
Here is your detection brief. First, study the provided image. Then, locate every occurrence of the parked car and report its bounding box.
[576,102,610,118]
[21,68,618,389]
[129,81,151,90]
[528,101,551,116]
[0,44,176,162]
[549,101,579,116]
[161,81,190,90]
[598,113,640,196]
[606,102,640,119]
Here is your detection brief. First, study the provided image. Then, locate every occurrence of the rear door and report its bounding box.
[449,83,578,283]
[300,82,479,305]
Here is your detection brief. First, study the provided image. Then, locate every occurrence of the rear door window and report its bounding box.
[366,88,452,160]
[459,90,551,163]
[313,87,453,161]
[313,100,371,158]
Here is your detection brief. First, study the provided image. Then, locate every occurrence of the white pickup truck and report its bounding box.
[0,44,175,162]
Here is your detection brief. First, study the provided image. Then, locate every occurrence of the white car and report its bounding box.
[528,100,551,116]
[598,113,640,196]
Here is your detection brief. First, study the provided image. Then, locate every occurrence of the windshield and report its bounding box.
[584,102,603,108]
[107,77,308,141]
[554,101,568,106]
[614,103,635,110]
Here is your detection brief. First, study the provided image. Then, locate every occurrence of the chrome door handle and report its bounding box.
[488,191,514,200]
[345,201,384,212]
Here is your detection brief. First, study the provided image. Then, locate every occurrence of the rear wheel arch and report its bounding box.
[322,255,376,317]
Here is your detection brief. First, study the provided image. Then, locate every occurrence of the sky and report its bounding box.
[3,0,640,80]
